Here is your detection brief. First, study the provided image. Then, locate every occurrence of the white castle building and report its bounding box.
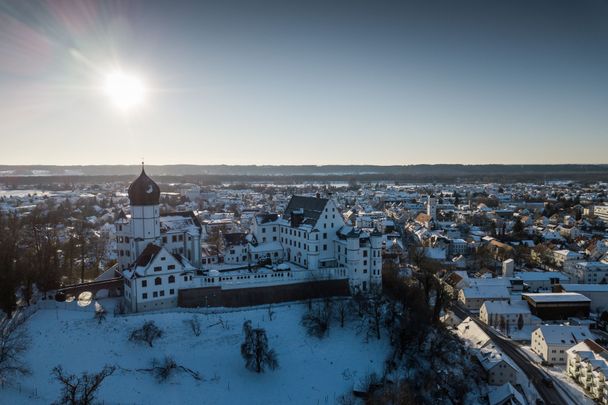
[119,169,382,312]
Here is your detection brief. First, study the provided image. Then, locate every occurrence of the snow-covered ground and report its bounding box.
[0,299,389,405]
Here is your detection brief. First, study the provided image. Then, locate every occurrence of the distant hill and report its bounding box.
[0,164,607,185]
[0,164,607,177]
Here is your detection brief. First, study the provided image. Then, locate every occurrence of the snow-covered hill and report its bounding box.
[1,299,389,405]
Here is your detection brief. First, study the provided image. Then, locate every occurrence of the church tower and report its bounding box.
[128,165,161,259]
[427,195,437,221]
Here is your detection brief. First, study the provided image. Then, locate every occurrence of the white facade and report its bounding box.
[531,325,592,364]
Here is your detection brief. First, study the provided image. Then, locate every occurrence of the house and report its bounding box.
[531,325,592,364]
[123,243,195,312]
[479,300,535,331]
[476,346,519,386]
[456,317,519,386]
[488,383,526,405]
[513,270,570,292]
[570,262,608,284]
[458,286,511,311]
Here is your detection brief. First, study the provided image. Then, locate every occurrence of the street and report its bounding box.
[450,304,569,405]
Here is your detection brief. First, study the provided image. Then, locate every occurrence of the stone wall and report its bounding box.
[178,279,350,308]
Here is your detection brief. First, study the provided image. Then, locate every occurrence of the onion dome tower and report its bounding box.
[129,163,161,258]
[128,166,160,206]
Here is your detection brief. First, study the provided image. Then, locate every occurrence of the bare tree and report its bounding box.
[301,300,332,338]
[129,321,163,347]
[0,313,30,384]
[51,364,115,405]
[240,320,278,373]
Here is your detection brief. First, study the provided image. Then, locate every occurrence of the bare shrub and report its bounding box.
[52,364,115,405]
[129,321,163,347]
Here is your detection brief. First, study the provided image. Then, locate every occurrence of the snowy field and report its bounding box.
[1,299,389,405]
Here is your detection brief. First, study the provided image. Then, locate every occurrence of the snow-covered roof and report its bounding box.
[461,286,510,299]
[523,292,591,303]
[481,299,531,315]
[534,325,591,345]
[514,271,570,282]
[561,284,608,293]
[488,383,526,405]
[456,317,491,349]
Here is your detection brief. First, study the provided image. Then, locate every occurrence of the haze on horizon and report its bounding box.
[0,0,607,166]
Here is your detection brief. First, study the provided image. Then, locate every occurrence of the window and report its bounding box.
[125,237,130,243]
[262,228,266,233]
[363,250,368,257]
[184,276,188,282]
[153,291,158,298]
[160,290,165,297]
[172,235,177,242]
[323,244,327,251]
[142,293,148,299]
[178,235,183,241]
[162,236,167,243]
[154,266,162,272]
[170,289,175,295]
[168,264,175,270]
[323,233,327,239]
[142,280,147,287]
[155,277,162,285]
[161,256,166,261]
[168,275,175,283]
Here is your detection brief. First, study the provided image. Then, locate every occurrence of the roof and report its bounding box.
[160,211,202,232]
[481,300,531,315]
[535,325,592,345]
[523,292,591,304]
[284,195,328,225]
[488,383,526,405]
[255,213,279,224]
[134,243,162,268]
[561,284,608,293]
[461,286,510,299]
[223,232,248,247]
[128,168,160,206]
[514,271,570,282]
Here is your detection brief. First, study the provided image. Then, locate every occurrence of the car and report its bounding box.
[542,377,554,388]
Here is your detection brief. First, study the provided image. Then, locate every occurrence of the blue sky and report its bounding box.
[0,0,607,165]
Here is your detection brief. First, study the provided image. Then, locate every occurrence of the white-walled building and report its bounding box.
[567,339,608,402]
[531,325,592,364]
[118,170,383,312]
[479,300,535,331]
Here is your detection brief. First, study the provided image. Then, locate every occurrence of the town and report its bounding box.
[1,167,608,405]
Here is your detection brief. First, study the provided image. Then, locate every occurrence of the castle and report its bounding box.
[118,168,382,312]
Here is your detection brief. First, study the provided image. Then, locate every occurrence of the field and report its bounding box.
[0,299,389,405]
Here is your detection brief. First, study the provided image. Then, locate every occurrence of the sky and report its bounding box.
[0,0,607,166]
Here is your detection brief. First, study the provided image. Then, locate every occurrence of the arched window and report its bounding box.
[155,277,162,286]
[168,275,175,284]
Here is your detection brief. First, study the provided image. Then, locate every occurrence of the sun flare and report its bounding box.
[103,70,146,111]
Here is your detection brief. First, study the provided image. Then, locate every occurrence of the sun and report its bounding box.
[103,70,146,111]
